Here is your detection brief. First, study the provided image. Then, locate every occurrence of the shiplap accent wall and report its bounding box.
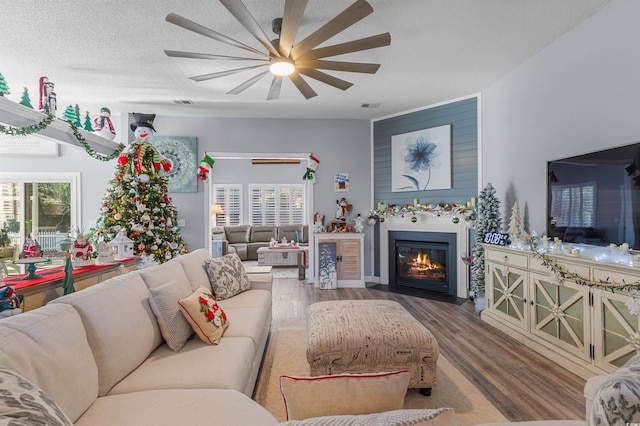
[372,96,479,276]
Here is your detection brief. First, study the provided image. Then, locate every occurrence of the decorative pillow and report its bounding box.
[204,253,251,300]
[148,279,194,351]
[178,286,229,344]
[277,408,455,426]
[0,366,73,426]
[280,370,410,421]
[589,354,640,425]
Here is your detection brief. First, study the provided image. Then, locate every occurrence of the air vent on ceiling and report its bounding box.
[361,103,380,108]
[173,99,193,105]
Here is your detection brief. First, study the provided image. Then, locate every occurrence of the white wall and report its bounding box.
[482,0,640,234]
[0,115,372,271]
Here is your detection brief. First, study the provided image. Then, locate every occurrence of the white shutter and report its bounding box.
[211,184,241,226]
[249,184,305,225]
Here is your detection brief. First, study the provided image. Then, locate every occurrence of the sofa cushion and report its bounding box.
[0,366,73,426]
[74,389,278,426]
[277,224,306,244]
[251,225,277,243]
[278,408,455,426]
[148,279,194,351]
[50,272,163,397]
[225,225,251,244]
[589,354,640,425]
[204,253,251,300]
[280,370,410,420]
[171,248,212,292]
[107,336,255,396]
[0,304,98,422]
[179,286,229,344]
[140,261,192,291]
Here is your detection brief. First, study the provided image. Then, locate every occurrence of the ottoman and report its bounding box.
[306,299,439,395]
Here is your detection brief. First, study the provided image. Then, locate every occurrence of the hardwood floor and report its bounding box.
[254,277,587,422]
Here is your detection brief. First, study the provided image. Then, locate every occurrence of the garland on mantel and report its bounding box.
[372,203,476,219]
[0,112,125,161]
[0,113,55,136]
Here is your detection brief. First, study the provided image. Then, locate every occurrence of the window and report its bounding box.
[550,183,596,227]
[211,184,241,226]
[249,184,305,225]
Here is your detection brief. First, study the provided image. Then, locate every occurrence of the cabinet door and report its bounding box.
[337,239,361,281]
[486,262,528,329]
[593,288,640,371]
[529,272,590,361]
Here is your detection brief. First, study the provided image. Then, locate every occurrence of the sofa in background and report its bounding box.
[212,224,308,260]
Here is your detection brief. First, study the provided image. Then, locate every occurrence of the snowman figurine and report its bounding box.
[117,113,172,179]
[93,107,117,140]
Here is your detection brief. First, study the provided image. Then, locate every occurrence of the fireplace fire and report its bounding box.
[402,251,445,280]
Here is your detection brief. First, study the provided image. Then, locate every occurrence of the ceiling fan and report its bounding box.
[164,0,391,100]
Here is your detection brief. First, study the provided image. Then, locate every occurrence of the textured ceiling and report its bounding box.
[1,0,611,120]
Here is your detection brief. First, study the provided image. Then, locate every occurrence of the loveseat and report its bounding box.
[0,248,454,426]
[212,224,308,260]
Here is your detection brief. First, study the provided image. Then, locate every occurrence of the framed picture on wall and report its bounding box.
[153,136,198,193]
[391,124,452,192]
[334,172,349,192]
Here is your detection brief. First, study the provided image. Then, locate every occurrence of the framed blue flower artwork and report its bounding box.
[153,136,198,193]
[391,124,451,192]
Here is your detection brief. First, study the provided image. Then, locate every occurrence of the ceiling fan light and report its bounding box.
[269,58,295,76]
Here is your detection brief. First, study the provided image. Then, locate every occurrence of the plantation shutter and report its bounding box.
[211,184,241,226]
[249,184,304,225]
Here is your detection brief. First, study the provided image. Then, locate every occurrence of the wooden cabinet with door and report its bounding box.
[314,233,365,288]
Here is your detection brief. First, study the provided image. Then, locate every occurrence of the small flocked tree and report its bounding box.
[83,111,94,131]
[19,87,33,108]
[507,202,528,243]
[0,73,9,97]
[94,113,187,264]
[472,183,501,307]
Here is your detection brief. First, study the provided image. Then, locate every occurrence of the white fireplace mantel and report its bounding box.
[380,213,471,298]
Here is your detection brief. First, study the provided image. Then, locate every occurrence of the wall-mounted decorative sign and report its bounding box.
[391,124,451,192]
[0,135,59,157]
[153,136,198,193]
[334,172,349,192]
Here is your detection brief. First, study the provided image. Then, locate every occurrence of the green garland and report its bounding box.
[0,113,55,136]
[528,240,640,292]
[68,121,125,162]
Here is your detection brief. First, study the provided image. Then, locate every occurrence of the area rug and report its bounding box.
[257,320,507,425]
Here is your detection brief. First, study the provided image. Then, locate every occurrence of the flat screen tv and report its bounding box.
[547,142,640,251]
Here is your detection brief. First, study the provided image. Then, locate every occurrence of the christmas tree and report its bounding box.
[62,105,76,123]
[19,87,33,108]
[507,202,528,243]
[74,105,81,126]
[472,183,502,304]
[0,73,9,97]
[83,111,94,131]
[94,113,187,263]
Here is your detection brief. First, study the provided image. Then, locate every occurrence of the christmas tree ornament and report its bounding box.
[411,216,417,223]
[452,216,459,224]
[138,173,150,183]
[93,107,116,140]
[19,87,33,108]
[0,72,9,97]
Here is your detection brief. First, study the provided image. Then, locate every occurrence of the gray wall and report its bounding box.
[482,0,640,235]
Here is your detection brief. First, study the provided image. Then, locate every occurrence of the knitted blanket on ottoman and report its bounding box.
[306,299,438,393]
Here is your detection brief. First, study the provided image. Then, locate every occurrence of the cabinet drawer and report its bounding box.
[593,268,640,286]
[529,255,590,277]
[485,249,528,268]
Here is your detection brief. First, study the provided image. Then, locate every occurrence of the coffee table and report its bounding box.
[256,246,308,267]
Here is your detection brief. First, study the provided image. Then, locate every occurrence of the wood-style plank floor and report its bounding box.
[253,277,587,422]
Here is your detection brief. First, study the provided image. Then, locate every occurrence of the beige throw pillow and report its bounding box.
[277,408,455,426]
[204,253,251,300]
[178,286,229,344]
[280,370,410,421]
[148,279,194,351]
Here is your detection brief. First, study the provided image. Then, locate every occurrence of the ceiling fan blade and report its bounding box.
[227,70,270,95]
[297,32,391,61]
[189,64,266,82]
[267,76,283,101]
[290,0,373,60]
[279,0,308,57]
[288,73,318,99]
[297,69,353,91]
[164,50,268,62]
[166,13,268,58]
[219,0,281,57]
[297,60,380,74]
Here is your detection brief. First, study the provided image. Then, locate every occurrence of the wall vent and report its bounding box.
[173,99,193,105]
[361,103,380,108]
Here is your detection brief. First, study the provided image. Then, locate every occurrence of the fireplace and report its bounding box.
[379,213,469,299]
[389,231,457,295]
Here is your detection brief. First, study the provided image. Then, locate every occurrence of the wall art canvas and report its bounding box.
[334,172,349,192]
[391,124,451,192]
[318,241,337,290]
[153,136,198,193]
